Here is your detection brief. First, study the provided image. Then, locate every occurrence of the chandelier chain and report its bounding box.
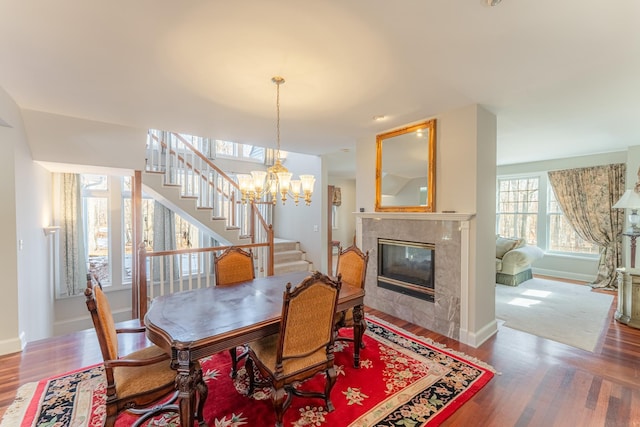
[236,76,314,206]
[276,80,281,158]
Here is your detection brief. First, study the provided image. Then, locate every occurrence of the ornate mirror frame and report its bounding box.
[375,119,436,212]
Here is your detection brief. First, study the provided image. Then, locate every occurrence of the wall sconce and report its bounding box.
[43,226,61,236]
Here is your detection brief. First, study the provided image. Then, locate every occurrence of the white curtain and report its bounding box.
[264,148,276,167]
[60,173,87,296]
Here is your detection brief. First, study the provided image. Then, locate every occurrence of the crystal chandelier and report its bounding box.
[236,76,315,206]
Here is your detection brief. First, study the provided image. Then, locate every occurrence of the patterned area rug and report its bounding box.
[1,315,494,427]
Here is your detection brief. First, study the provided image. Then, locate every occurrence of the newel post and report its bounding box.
[138,243,148,323]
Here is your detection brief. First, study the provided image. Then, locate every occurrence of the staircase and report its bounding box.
[142,130,311,276]
[273,239,313,275]
[142,170,248,245]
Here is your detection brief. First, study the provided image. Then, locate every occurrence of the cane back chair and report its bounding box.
[85,274,207,426]
[334,244,369,347]
[214,246,255,377]
[245,271,342,427]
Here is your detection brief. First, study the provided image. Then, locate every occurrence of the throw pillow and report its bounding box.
[496,237,521,259]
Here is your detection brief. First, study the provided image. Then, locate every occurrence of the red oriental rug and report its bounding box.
[1,316,495,426]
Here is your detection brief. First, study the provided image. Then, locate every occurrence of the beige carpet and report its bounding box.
[495,277,614,352]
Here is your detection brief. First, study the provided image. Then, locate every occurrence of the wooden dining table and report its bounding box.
[144,270,366,427]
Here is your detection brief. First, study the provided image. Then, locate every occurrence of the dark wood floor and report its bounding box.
[2,286,640,426]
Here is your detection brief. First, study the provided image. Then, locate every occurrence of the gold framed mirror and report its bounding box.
[375,119,436,212]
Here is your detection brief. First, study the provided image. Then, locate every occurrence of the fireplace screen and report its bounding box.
[377,238,435,302]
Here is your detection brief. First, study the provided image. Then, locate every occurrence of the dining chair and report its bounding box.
[244,271,342,427]
[214,246,255,377]
[334,244,369,348]
[84,274,207,427]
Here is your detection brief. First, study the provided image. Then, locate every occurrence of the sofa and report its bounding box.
[496,236,544,286]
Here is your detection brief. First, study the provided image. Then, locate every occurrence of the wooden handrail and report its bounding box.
[149,133,235,199]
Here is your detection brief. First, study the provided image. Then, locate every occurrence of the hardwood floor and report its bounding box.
[2,293,640,426]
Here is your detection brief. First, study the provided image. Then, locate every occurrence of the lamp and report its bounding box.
[43,225,61,236]
[236,76,315,206]
[612,189,640,233]
[613,188,640,269]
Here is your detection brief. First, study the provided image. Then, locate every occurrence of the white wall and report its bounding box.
[15,121,53,343]
[0,87,52,355]
[328,177,356,247]
[22,110,147,171]
[272,152,324,270]
[438,104,497,345]
[0,87,22,355]
[356,104,497,347]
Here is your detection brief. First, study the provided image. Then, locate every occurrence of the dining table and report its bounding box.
[144,270,366,427]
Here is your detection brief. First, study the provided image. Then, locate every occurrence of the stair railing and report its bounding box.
[137,231,274,321]
[137,130,275,320]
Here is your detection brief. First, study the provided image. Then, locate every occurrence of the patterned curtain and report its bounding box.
[333,187,342,206]
[547,163,626,289]
[60,173,87,296]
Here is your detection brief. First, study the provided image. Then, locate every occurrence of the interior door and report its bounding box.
[327,185,335,275]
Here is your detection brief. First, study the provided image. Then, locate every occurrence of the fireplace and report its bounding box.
[357,212,474,342]
[377,238,435,302]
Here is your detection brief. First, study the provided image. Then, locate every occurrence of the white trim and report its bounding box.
[533,267,596,283]
[463,319,499,348]
[53,307,132,337]
[459,220,471,346]
[0,336,23,355]
[355,212,475,221]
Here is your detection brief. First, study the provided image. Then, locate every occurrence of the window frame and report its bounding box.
[214,140,265,164]
[496,172,599,259]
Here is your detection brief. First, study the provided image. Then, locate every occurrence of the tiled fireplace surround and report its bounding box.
[356,212,474,340]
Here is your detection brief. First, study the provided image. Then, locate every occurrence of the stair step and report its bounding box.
[274,250,305,264]
[274,260,312,275]
[274,239,299,252]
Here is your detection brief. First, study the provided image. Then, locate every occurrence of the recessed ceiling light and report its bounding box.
[373,115,386,121]
[485,0,502,6]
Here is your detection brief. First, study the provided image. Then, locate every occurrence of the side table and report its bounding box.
[615,267,640,329]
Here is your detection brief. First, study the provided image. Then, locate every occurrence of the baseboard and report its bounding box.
[533,267,595,283]
[0,336,23,356]
[459,319,498,348]
[53,307,132,337]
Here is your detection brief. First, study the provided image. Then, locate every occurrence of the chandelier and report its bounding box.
[236,76,315,206]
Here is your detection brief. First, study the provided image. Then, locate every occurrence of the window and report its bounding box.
[215,140,265,163]
[496,177,539,245]
[82,174,111,284]
[122,177,202,281]
[547,189,599,255]
[496,174,598,257]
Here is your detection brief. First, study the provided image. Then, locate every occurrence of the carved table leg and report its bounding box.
[352,304,365,368]
[176,349,196,427]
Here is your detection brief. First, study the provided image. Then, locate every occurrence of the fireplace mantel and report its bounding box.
[355,212,475,221]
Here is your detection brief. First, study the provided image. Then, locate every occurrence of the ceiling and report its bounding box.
[1,1,639,177]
